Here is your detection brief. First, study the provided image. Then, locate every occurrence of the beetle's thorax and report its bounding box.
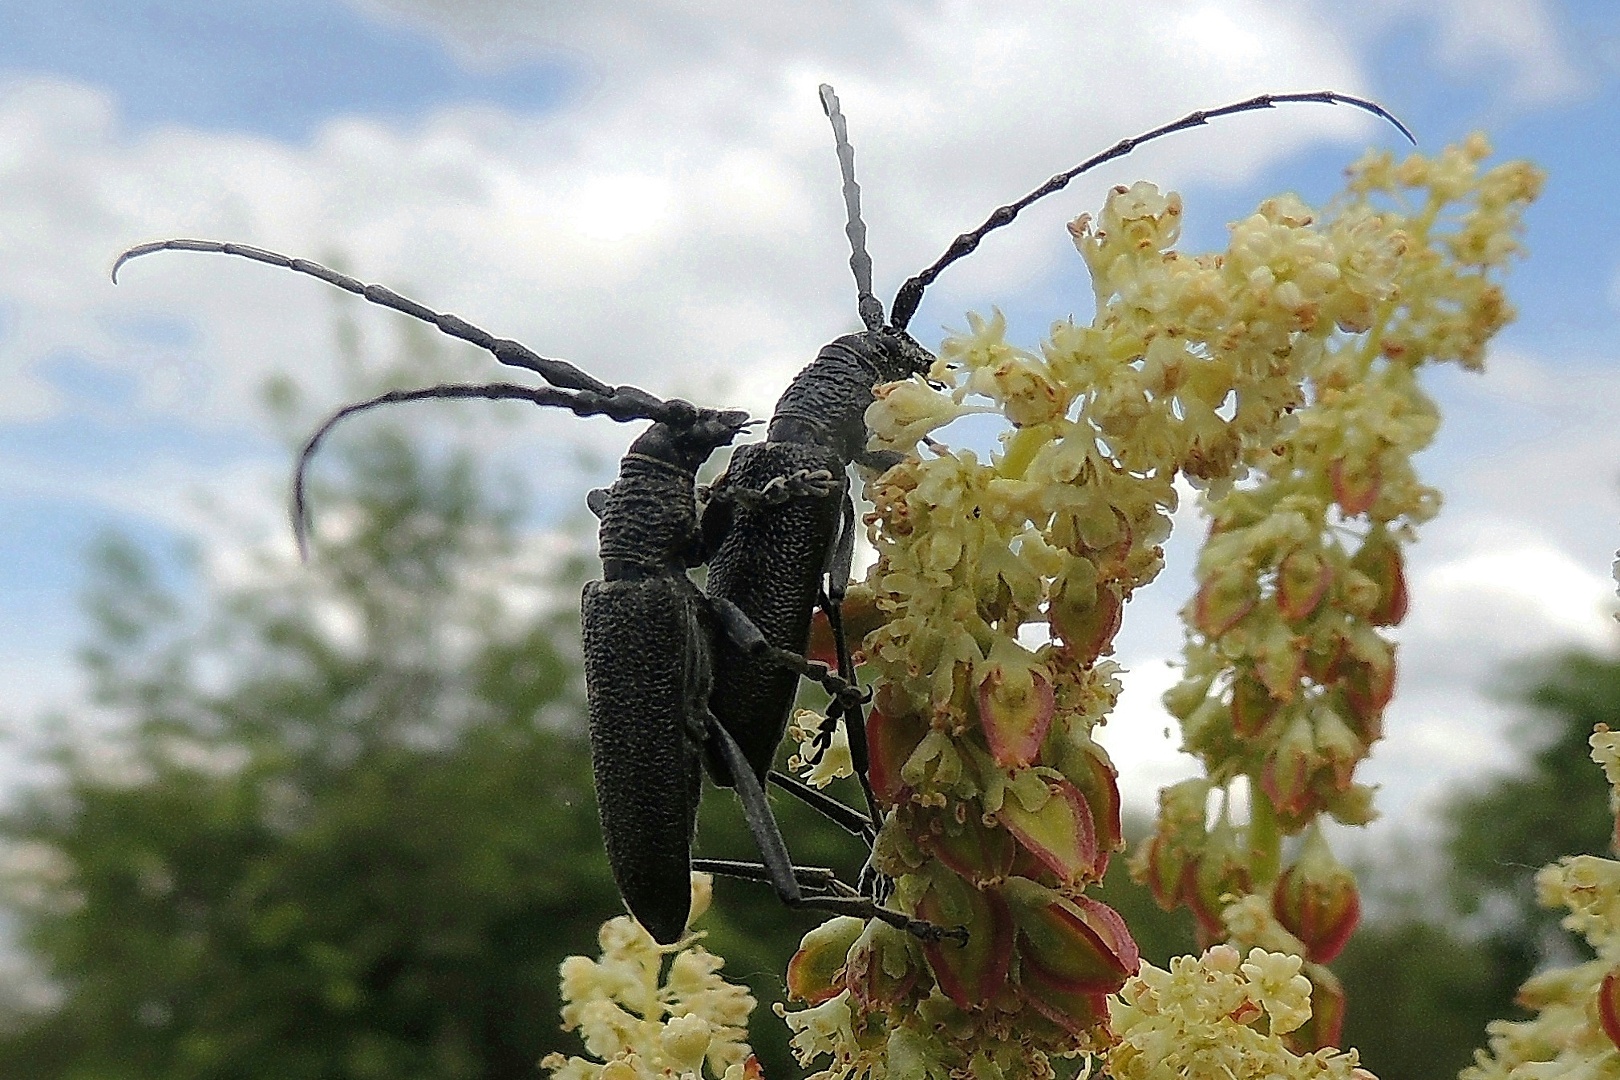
[597,427,705,581]
[766,329,934,456]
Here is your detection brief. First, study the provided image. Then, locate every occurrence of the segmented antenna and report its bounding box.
[819,85,885,332]
[112,239,617,397]
[289,379,721,559]
[888,89,1416,331]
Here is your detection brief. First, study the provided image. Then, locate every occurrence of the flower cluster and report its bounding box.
[775,138,1536,1077]
[1138,136,1540,1044]
[543,875,760,1080]
[1462,728,1620,1080]
[1107,944,1373,1080]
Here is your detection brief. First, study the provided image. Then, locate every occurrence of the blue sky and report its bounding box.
[2,0,1618,838]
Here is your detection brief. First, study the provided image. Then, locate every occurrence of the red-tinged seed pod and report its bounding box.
[1137,833,1190,911]
[786,916,866,1004]
[1188,822,1251,943]
[1599,970,1620,1050]
[916,873,1014,1009]
[1340,649,1397,737]
[997,778,1101,886]
[1287,962,1347,1051]
[1277,548,1332,622]
[866,707,929,806]
[1350,527,1408,626]
[1007,882,1140,995]
[1261,711,1320,819]
[1017,979,1110,1038]
[1329,456,1380,516]
[976,638,1056,768]
[1194,565,1259,639]
[1303,633,1346,685]
[1049,564,1123,666]
[1312,706,1364,794]
[1062,738,1124,879]
[1272,826,1361,963]
[845,921,922,1012]
[1231,671,1281,739]
[920,807,1017,886]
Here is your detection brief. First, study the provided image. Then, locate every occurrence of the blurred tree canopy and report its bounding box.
[1334,650,1620,1080]
[0,417,628,1079]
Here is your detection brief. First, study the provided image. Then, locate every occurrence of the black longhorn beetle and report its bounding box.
[110,84,1412,943]
[109,243,951,947]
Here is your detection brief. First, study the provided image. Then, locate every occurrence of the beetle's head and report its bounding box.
[872,326,937,383]
[632,404,753,474]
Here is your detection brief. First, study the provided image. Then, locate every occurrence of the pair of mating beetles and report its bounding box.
[113,85,1411,946]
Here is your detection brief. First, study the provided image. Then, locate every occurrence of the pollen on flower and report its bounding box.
[543,875,756,1080]
[1108,946,1370,1080]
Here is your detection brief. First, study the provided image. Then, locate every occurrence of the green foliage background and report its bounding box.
[0,328,1614,1079]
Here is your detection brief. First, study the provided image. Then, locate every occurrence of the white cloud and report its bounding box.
[1425,0,1586,104]
[1336,0,1585,106]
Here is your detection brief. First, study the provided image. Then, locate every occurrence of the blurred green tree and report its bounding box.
[1333,649,1620,1080]
[1446,652,1620,955]
[0,416,628,1079]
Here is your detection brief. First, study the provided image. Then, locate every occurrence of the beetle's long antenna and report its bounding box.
[888,90,1416,331]
[112,239,617,396]
[819,85,885,332]
[291,380,704,560]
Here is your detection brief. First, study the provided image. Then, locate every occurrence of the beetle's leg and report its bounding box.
[701,468,841,510]
[713,721,938,935]
[767,769,872,840]
[801,493,857,768]
[691,858,844,894]
[769,767,892,904]
[817,491,885,831]
[691,854,965,944]
[705,596,869,712]
[708,716,803,905]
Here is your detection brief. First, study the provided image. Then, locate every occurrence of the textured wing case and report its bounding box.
[581,576,708,944]
[703,441,846,785]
